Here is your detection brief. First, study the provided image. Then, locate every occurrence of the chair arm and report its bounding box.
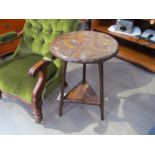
[29,60,51,77]
[0,30,23,45]
[29,59,52,102]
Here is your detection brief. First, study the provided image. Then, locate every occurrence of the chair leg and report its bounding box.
[32,98,43,123]
[30,70,47,123]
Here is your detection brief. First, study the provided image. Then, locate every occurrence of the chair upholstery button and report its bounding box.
[28,23,32,28]
[30,37,34,42]
[48,30,52,34]
[41,39,45,44]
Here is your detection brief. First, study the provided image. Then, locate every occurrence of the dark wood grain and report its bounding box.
[29,60,51,77]
[51,31,118,63]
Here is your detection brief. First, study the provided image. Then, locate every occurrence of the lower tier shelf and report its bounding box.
[64,81,100,105]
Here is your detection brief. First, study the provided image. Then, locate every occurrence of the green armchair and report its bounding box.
[0,19,79,123]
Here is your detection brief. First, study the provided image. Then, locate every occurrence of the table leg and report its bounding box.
[59,61,67,117]
[64,80,68,87]
[98,62,104,120]
[83,63,86,83]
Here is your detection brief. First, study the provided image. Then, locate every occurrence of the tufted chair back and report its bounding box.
[15,19,79,58]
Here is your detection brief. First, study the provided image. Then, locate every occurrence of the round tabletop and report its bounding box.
[50,31,118,63]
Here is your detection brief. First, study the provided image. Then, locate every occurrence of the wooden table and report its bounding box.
[51,31,118,120]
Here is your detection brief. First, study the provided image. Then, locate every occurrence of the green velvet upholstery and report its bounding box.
[0,19,79,104]
[0,54,56,103]
[14,19,79,58]
[0,31,18,44]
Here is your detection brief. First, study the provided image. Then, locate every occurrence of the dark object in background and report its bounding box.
[78,19,91,30]
[0,19,25,57]
[115,19,134,34]
[140,29,155,43]
[0,31,18,44]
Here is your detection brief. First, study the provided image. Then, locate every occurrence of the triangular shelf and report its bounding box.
[64,81,100,105]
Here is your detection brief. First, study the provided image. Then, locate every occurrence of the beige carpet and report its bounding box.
[0,58,155,134]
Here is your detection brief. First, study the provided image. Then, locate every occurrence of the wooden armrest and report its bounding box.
[29,60,51,77]
[30,59,51,102]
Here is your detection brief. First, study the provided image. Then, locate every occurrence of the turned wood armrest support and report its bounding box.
[29,58,57,99]
[29,60,51,77]
[29,60,51,100]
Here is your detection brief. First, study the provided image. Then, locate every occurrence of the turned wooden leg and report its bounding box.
[30,67,47,123]
[59,61,67,117]
[83,63,86,83]
[98,62,104,120]
[32,98,43,123]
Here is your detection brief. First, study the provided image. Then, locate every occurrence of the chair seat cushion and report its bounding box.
[0,54,57,103]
